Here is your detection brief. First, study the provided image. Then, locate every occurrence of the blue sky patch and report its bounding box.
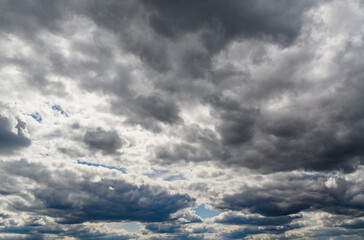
[145,169,170,179]
[76,160,126,173]
[163,174,186,181]
[145,169,185,181]
[193,204,220,219]
[51,104,68,117]
[29,112,42,122]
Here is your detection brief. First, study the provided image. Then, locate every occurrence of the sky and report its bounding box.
[1,0,364,239]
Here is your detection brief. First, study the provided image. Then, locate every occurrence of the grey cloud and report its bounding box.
[0,0,71,37]
[0,159,194,224]
[0,0,321,135]
[133,95,182,125]
[83,0,172,73]
[214,212,301,226]
[217,173,364,217]
[148,234,205,240]
[0,116,31,155]
[155,60,364,173]
[180,50,211,79]
[146,22,364,173]
[83,128,122,155]
[0,1,72,95]
[111,95,182,131]
[154,124,229,164]
[144,223,181,234]
[217,107,259,146]
[143,0,317,50]
[142,209,202,234]
[206,95,260,147]
[58,147,83,158]
[0,216,135,240]
[3,1,364,239]
[0,0,177,128]
[220,223,302,239]
[262,115,311,139]
[171,209,202,224]
[156,143,208,164]
[340,219,364,229]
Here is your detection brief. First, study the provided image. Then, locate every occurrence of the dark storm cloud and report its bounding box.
[148,234,205,240]
[143,0,316,50]
[155,56,364,173]
[0,0,71,37]
[84,0,316,77]
[215,212,301,226]
[110,94,182,131]
[83,128,122,155]
[340,219,364,229]
[133,95,182,124]
[82,0,172,73]
[217,173,364,217]
[144,223,181,234]
[57,0,364,174]
[179,50,211,79]
[0,217,135,240]
[154,124,229,164]
[3,0,364,239]
[0,159,194,224]
[0,0,324,137]
[136,1,364,174]
[0,116,31,155]
[207,95,260,146]
[220,224,301,239]
[0,0,177,127]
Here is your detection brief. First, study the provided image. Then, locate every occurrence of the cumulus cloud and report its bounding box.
[217,172,364,217]
[83,128,122,155]
[143,0,317,50]
[0,116,31,155]
[0,159,194,225]
[2,0,364,239]
[214,212,301,226]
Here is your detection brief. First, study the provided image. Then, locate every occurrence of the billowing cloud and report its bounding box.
[143,0,316,50]
[0,116,31,155]
[214,212,301,226]
[2,0,364,239]
[0,159,194,225]
[217,172,364,216]
[83,128,122,155]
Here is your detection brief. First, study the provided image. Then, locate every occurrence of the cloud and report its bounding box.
[111,94,183,130]
[220,224,301,239]
[214,212,301,226]
[2,0,364,239]
[133,95,182,124]
[211,99,259,146]
[143,0,317,50]
[0,159,194,224]
[144,223,181,234]
[83,128,122,155]
[0,215,137,240]
[0,116,31,155]
[217,172,364,217]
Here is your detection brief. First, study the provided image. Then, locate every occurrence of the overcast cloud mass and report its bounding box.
[1,0,364,239]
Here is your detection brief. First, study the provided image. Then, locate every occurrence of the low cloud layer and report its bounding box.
[0,159,194,224]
